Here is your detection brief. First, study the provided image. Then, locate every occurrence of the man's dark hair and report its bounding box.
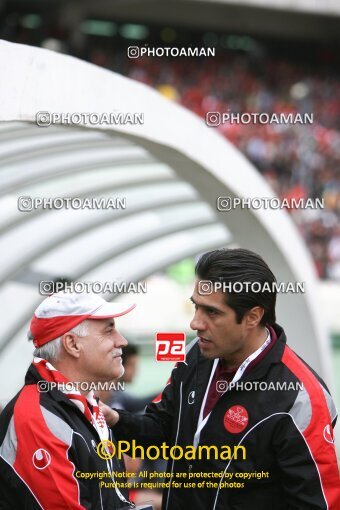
[122,344,139,365]
[195,248,276,326]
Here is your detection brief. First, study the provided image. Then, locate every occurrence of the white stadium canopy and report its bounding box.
[0,40,333,398]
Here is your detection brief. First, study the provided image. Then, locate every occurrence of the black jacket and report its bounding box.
[114,324,340,510]
[0,364,133,510]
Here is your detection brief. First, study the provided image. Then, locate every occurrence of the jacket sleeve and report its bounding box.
[273,413,340,510]
[277,346,340,509]
[1,385,89,510]
[113,362,182,446]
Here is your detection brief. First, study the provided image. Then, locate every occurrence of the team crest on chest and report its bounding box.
[223,405,249,434]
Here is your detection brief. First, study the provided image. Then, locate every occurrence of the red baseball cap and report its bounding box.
[29,292,136,348]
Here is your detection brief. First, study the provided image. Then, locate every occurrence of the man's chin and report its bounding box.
[198,347,217,359]
[116,366,124,379]
[92,374,121,385]
[103,363,124,381]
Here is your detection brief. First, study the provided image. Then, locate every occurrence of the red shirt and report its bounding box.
[203,326,277,418]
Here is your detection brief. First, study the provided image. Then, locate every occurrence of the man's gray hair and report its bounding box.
[31,320,90,363]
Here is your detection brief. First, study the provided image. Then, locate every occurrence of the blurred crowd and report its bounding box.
[118,53,340,280]
[4,16,340,279]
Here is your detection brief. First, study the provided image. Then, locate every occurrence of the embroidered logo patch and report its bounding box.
[323,424,334,444]
[224,405,248,434]
[32,448,51,470]
[188,391,195,404]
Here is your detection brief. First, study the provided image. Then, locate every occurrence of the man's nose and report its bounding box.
[190,311,206,332]
[113,331,128,348]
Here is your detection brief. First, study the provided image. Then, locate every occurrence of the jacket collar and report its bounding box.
[25,363,103,438]
[196,323,287,384]
[25,363,94,410]
[234,323,286,382]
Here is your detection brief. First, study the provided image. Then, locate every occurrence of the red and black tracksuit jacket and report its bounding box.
[0,364,132,509]
[114,323,340,510]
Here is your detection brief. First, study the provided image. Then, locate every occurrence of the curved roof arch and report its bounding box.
[0,181,200,285]
[0,163,175,234]
[0,40,331,389]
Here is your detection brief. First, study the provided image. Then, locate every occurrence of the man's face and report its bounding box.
[76,318,127,382]
[190,280,248,361]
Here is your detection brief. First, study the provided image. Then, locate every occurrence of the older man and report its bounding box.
[0,291,136,509]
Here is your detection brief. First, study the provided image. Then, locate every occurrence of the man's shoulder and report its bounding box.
[1,383,71,432]
[280,344,337,425]
[272,324,328,391]
[1,382,75,453]
[0,390,22,442]
[281,344,328,389]
[176,337,202,372]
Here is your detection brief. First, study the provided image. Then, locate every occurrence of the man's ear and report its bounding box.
[245,306,264,329]
[62,333,82,359]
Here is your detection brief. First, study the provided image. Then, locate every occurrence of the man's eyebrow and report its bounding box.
[190,296,223,313]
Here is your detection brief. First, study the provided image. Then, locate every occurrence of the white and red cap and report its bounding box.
[29,292,136,348]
